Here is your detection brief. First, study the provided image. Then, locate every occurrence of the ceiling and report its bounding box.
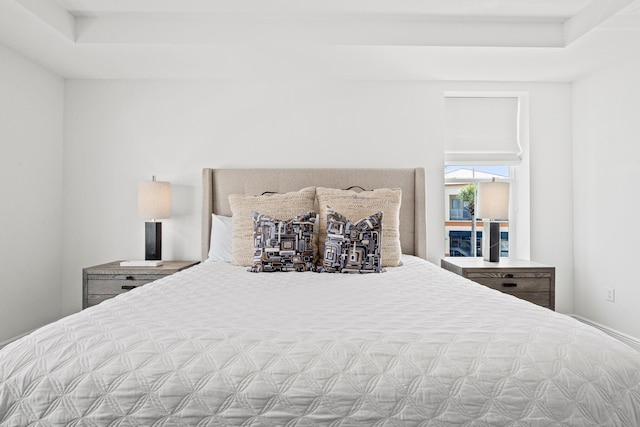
[1,0,640,80]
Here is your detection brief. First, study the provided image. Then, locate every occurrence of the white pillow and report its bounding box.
[208,213,233,262]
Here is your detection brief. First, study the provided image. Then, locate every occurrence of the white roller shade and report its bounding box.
[445,96,521,165]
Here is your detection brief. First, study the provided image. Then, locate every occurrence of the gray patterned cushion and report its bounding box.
[250,211,317,272]
[321,208,383,273]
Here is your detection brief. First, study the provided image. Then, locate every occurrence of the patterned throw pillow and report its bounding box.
[250,211,317,272]
[229,187,316,266]
[316,187,401,267]
[320,209,383,274]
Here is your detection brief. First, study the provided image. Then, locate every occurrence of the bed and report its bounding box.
[1,167,639,426]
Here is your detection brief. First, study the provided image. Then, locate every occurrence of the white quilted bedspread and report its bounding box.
[1,256,639,426]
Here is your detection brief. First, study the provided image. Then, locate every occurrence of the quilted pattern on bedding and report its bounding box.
[1,256,639,426]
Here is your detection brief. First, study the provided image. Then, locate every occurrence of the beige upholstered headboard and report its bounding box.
[201,168,426,261]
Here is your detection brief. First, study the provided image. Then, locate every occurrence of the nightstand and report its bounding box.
[82,260,199,309]
[440,257,555,310]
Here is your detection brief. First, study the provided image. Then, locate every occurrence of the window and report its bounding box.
[444,166,511,258]
[443,91,529,260]
[449,230,482,257]
[449,195,471,220]
[447,229,510,258]
[500,232,509,257]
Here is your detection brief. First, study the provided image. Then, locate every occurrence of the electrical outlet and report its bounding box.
[605,288,615,302]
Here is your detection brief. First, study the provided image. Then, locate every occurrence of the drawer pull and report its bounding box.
[502,283,518,288]
[126,276,135,280]
[121,285,137,290]
[504,273,514,278]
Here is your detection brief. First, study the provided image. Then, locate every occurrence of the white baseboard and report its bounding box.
[571,315,640,352]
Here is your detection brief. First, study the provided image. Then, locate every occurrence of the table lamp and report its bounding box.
[477,179,509,262]
[138,176,171,261]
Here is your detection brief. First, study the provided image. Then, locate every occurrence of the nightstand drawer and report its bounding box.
[86,294,117,308]
[507,292,552,308]
[467,275,550,292]
[86,274,167,294]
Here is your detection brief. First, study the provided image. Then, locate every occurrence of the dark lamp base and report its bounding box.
[145,222,162,261]
[483,221,500,263]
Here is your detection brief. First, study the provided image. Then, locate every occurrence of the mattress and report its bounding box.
[1,256,639,426]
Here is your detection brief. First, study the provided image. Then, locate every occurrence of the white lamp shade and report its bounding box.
[138,180,171,220]
[477,181,509,220]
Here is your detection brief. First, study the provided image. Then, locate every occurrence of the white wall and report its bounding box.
[62,80,445,314]
[528,85,574,313]
[573,57,640,338]
[62,79,574,316]
[0,44,64,343]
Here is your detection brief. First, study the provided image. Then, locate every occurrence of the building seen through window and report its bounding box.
[444,166,509,258]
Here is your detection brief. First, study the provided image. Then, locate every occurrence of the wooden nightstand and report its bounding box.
[82,260,199,309]
[440,257,555,310]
